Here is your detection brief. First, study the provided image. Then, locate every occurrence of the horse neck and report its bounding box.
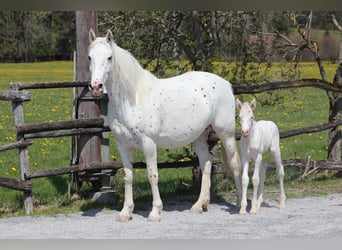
[249,119,258,136]
[111,43,157,107]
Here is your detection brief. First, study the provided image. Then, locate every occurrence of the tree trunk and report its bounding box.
[327,62,342,161]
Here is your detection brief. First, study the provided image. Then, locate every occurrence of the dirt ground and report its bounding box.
[0,193,342,239]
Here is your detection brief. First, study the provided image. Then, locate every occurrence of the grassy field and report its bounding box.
[0,60,341,217]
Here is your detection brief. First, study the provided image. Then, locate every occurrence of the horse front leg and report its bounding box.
[116,140,134,222]
[141,137,163,221]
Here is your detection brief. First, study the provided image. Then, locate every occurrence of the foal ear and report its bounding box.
[89,29,97,42]
[236,99,242,110]
[250,98,257,110]
[106,29,114,43]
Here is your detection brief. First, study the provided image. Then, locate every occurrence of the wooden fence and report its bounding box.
[0,79,342,214]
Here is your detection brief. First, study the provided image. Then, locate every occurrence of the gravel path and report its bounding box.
[1,193,342,239]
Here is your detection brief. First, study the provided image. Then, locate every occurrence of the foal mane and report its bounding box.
[110,41,157,106]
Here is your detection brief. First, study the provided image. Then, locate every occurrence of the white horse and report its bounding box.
[87,29,242,222]
[236,98,286,214]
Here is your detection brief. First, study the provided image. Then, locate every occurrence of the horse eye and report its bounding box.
[88,56,91,61]
[108,56,112,61]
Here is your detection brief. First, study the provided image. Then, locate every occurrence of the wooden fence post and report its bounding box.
[75,11,101,188]
[75,11,113,197]
[12,100,33,214]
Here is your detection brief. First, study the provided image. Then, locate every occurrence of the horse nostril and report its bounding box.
[88,84,93,90]
[98,83,103,89]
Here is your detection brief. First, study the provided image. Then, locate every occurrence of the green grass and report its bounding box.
[0,60,341,218]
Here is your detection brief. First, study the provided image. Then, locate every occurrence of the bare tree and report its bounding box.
[329,13,342,161]
[291,11,341,161]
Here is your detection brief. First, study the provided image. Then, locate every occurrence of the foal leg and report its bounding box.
[250,154,262,214]
[191,134,212,213]
[239,152,249,215]
[271,149,286,210]
[141,137,163,221]
[116,141,134,222]
[256,162,267,211]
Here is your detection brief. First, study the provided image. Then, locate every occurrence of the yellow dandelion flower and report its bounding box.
[11,167,17,172]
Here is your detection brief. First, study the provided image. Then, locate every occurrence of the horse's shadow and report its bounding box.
[82,208,104,217]
[80,199,276,218]
[134,199,240,218]
[134,201,193,218]
[221,199,275,214]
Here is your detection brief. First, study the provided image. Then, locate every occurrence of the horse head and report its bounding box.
[87,29,113,97]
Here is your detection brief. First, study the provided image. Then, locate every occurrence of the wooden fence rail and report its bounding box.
[24,127,110,139]
[0,139,32,152]
[233,78,342,94]
[0,90,31,102]
[16,118,105,135]
[10,81,88,90]
[0,177,32,192]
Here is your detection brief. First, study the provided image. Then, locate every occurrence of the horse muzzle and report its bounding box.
[241,130,249,137]
[89,81,104,98]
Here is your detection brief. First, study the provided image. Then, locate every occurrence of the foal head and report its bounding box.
[88,29,113,97]
[236,98,257,138]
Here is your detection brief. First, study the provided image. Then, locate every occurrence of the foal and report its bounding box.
[237,98,286,214]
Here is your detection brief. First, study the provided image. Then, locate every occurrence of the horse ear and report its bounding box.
[106,29,114,43]
[236,99,242,110]
[89,29,96,42]
[250,98,256,110]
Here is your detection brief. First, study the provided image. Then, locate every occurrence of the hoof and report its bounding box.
[116,213,132,222]
[239,208,247,215]
[190,204,204,213]
[250,207,258,214]
[278,202,285,210]
[147,214,161,222]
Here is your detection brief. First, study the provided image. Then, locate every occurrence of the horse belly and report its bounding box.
[154,86,212,149]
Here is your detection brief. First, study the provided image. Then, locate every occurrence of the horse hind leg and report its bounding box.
[191,134,213,213]
[220,135,243,210]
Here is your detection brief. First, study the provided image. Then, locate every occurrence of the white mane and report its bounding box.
[110,41,157,106]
